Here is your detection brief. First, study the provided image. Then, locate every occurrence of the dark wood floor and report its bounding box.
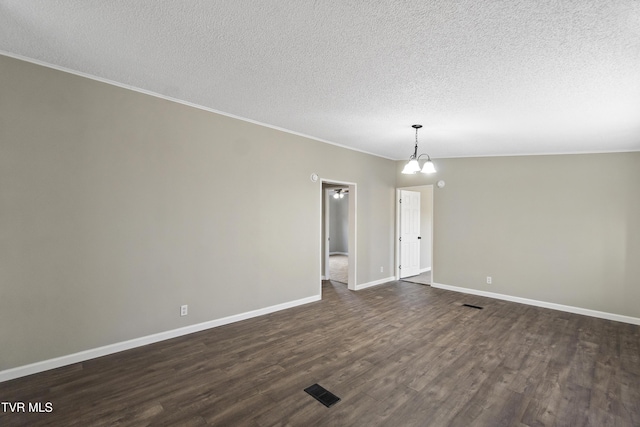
[1,281,639,426]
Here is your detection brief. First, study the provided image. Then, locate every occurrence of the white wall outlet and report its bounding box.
[486,276,492,285]
[380,266,384,273]
[180,305,188,316]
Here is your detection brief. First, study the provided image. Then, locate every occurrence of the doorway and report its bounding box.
[321,179,357,292]
[396,185,434,284]
[328,187,349,284]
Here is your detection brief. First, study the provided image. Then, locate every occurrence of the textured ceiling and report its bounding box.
[1,1,639,159]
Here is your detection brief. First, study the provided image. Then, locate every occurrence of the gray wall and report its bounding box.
[397,153,640,318]
[0,55,397,370]
[329,193,349,253]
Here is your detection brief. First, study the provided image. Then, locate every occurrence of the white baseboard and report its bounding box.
[355,276,395,291]
[431,282,640,326]
[420,267,432,273]
[0,294,321,383]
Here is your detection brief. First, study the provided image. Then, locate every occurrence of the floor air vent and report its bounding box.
[462,304,483,310]
[304,383,340,407]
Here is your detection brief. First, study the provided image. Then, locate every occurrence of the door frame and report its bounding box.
[398,189,422,278]
[321,178,357,292]
[395,185,434,281]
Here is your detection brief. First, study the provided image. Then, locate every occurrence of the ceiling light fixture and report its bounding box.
[401,124,436,174]
[333,189,346,199]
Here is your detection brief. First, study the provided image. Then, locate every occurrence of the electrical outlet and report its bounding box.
[180,305,188,316]
[380,266,384,273]
[486,276,492,285]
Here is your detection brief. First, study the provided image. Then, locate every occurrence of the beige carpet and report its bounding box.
[329,254,348,284]
[401,270,431,285]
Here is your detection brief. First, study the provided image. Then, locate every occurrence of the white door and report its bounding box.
[400,190,421,278]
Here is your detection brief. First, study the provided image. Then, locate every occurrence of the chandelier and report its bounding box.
[401,124,436,174]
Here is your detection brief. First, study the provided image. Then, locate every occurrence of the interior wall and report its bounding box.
[397,152,640,318]
[329,193,349,254]
[0,55,397,371]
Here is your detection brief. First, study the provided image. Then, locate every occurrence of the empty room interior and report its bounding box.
[1,2,639,426]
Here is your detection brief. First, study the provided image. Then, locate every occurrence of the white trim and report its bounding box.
[348,183,357,291]
[2,52,638,162]
[329,252,349,256]
[431,283,640,326]
[322,188,331,284]
[0,294,320,383]
[0,51,394,161]
[320,178,357,291]
[428,149,640,160]
[395,185,435,282]
[355,276,395,290]
[395,189,401,280]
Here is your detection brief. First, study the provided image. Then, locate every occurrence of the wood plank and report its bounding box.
[0,280,638,426]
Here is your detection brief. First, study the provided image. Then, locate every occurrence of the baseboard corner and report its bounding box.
[0,294,321,383]
[431,282,640,326]
[355,276,396,291]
